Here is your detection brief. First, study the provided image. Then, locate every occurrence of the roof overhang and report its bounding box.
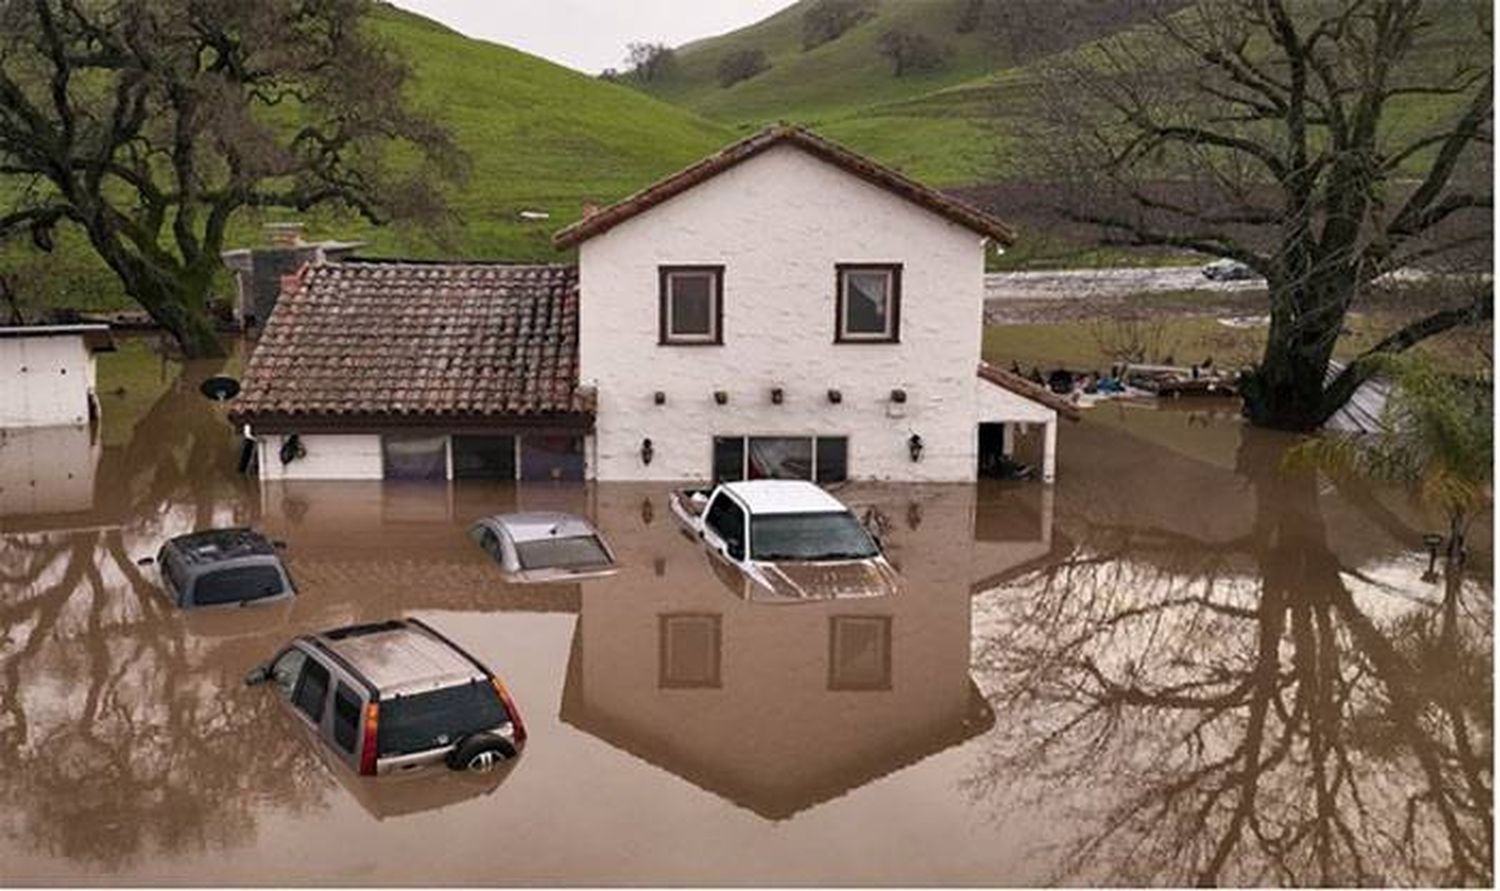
[233,411,595,435]
[553,124,1017,250]
[0,324,115,353]
[977,361,1083,421]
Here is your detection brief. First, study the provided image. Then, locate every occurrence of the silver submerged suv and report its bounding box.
[152,528,295,609]
[246,618,527,776]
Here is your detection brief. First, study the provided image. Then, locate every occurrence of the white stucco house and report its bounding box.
[0,324,114,428]
[232,125,1073,483]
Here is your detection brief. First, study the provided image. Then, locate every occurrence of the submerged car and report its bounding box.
[246,617,526,776]
[146,528,295,609]
[670,480,900,601]
[468,512,619,583]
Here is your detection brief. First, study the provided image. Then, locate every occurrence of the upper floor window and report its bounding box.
[836,264,901,343]
[659,266,723,345]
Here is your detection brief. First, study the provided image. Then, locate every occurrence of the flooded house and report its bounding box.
[231,125,1072,482]
[220,223,364,332]
[0,324,114,427]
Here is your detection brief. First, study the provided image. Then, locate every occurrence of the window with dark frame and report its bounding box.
[836,264,901,343]
[332,683,362,753]
[659,266,724,345]
[712,435,848,483]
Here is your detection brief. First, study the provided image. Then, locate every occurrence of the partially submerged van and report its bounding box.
[151,528,295,609]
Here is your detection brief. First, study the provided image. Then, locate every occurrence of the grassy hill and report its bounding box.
[3,4,733,314]
[637,0,1179,184]
[639,0,1485,189]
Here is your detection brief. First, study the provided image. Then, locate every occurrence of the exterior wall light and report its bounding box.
[771,387,784,405]
[641,437,654,465]
[827,389,842,404]
[714,390,729,405]
[890,388,908,404]
[907,433,924,462]
[653,390,666,405]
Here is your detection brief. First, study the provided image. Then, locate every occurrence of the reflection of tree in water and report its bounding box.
[969,432,1492,886]
[0,356,331,870]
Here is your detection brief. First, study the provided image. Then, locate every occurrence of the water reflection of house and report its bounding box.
[0,424,103,528]
[255,480,593,616]
[558,483,1052,819]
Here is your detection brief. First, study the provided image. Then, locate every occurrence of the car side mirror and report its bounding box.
[244,664,270,686]
[136,556,155,567]
[272,540,288,550]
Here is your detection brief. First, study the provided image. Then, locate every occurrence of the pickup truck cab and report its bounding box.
[670,480,899,602]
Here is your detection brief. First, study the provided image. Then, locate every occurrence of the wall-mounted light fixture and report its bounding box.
[640,437,654,465]
[653,390,667,405]
[827,388,842,404]
[907,433,924,462]
[890,388,908,404]
[771,387,784,405]
[714,390,729,405]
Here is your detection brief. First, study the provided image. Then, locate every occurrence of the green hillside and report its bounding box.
[638,0,1176,183]
[640,0,1485,187]
[3,4,733,314]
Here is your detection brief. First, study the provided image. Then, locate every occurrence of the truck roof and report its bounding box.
[721,480,849,515]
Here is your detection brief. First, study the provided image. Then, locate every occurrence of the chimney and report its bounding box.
[581,201,602,219]
[264,222,305,247]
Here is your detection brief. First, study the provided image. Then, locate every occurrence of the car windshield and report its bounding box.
[377,681,510,757]
[750,511,879,561]
[513,535,612,571]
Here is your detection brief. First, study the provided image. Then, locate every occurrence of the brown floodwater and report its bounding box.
[0,340,1491,886]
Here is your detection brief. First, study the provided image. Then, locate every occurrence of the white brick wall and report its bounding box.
[0,336,94,427]
[578,144,1035,482]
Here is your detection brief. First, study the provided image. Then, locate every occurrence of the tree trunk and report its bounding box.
[1240,284,1344,431]
[86,228,225,359]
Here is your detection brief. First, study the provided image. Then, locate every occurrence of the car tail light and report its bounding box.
[359,702,380,775]
[491,677,526,745]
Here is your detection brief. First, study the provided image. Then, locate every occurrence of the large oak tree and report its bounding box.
[1036,0,1491,430]
[0,0,462,356]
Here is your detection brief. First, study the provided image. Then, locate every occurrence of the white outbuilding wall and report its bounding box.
[578,144,1043,483]
[0,330,102,428]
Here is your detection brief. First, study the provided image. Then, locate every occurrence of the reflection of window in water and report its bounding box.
[658,614,722,689]
[828,616,892,691]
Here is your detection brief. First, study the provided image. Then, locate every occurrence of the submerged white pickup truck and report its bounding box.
[669,480,899,602]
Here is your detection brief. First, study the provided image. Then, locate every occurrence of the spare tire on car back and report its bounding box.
[446,732,516,773]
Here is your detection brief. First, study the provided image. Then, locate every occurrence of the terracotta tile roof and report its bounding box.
[230,261,588,427]
[553,124,1017,249]
[977,360,1083,421]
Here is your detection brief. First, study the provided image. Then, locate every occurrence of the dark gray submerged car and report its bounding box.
[152,528,295,609]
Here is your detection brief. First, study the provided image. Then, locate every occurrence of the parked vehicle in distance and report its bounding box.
[1202,258,1260,282]
[468,512,619,583]
[140,528,295,609]
[670,480,900,601]
[245,617,526,776]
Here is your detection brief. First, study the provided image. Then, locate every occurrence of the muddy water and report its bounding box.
[0,341,1491,886]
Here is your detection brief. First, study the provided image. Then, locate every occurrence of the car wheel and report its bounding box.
[446,733,516,773]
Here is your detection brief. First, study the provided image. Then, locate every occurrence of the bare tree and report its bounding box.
[1032,0,1492,430]
[802,0,873,51]
[876,29,948,77]
[0,0,463,358]
[717,49,770,88]
[624,42,677,84]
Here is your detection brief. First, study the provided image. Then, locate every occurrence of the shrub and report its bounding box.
[716,48,770,87]
[875,29,947,76]
[802,0,873,50]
